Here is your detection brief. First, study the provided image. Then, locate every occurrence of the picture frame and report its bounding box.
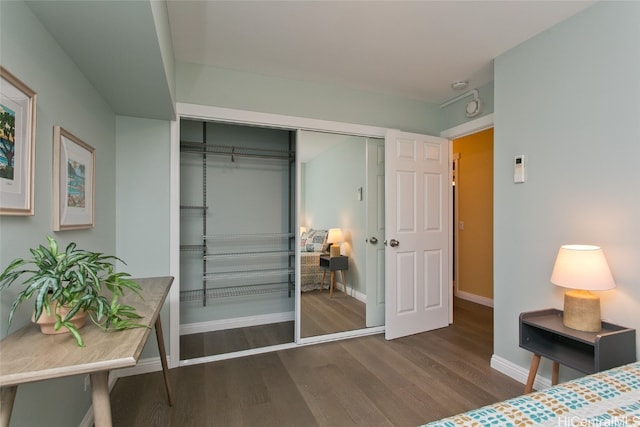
[53,126,95,230]
[0,66,37,215]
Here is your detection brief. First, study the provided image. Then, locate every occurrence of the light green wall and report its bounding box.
[0,1,117,425]
[176,61,495,136]
[115,116,172,358]
[177,61,441,135]
[115,116,171,277]
[494,1,640,379]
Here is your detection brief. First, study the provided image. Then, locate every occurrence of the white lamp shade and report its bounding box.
[550,245,615,291]
[327,228,344,244]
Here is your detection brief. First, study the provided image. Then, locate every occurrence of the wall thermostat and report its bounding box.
[514,155,525,183]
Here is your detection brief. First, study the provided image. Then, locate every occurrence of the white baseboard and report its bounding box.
[455,290,493,308]
[180,311,295,336]
[335,281,366,303]
[490,354,551,391]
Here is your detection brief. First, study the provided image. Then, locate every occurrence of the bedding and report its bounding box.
[423,361,640,427]
[300,252,325,291]
[299,229,329,291]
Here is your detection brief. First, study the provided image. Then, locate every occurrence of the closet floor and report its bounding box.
[180,289,367,359]
[180,322,294,359]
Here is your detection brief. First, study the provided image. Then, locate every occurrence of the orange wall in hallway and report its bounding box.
[453,128,493,300]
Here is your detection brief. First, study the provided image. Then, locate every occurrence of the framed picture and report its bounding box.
[0,66,37,215]
[53,126,95,230]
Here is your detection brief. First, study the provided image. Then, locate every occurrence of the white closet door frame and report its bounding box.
[169,103,388,368]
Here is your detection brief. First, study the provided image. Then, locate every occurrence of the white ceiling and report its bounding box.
[24,1,596,120]
[167,1,596,104]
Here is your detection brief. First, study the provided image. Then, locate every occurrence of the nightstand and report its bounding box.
[319,254,348,298]
[519,309,636,393]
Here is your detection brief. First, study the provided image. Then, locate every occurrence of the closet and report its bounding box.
[179,119,296,360]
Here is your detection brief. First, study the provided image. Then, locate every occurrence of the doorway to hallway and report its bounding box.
[452,127,494,307]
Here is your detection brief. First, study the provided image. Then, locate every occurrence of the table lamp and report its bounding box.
[550,244,615,332]
[327,228,344,257]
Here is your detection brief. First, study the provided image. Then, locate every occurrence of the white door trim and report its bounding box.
[440,113,494,140]
[177,103,388,138]
[439,114,495,323]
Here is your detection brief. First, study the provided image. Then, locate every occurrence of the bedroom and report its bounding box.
[0,1,639,426]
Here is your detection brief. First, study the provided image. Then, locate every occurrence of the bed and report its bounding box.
[423,361,640,427]
[299,229,329,291]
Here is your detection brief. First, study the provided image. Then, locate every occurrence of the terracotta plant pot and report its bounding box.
[32,302,88,335]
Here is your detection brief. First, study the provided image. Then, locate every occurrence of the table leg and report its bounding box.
[524,354,541,394]
[90,371,112,427]
[155,317,175,406]
[321,270,327,292]
[330,271,335,298]
[0,386,17,427]
[551,361,559,386]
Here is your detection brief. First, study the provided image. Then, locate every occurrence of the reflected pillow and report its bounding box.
[300,229,328,252]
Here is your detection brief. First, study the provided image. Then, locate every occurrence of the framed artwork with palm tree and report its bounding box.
[0,66,37,215]
[53,126,95,230]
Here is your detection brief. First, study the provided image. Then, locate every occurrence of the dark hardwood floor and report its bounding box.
[110,299,523,426]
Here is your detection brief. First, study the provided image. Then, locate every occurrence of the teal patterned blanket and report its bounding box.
[423,362,640,427]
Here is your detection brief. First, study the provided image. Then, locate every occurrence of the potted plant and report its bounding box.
[0,236,146,347]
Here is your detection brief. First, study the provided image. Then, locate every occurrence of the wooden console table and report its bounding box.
[0,276,174,427]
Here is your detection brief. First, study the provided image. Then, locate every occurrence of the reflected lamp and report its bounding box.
[327,228,344,257]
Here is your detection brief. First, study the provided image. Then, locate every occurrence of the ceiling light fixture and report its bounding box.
[451,81,468,90]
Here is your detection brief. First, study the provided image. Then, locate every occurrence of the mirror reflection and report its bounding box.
[298,131,385,338]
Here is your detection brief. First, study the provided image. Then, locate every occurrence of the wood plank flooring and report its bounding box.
[110,299,523,426]
[180,322,294,359]
[301,290,366,337]
[180,290,366,358]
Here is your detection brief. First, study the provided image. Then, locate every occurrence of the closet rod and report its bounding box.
[203,232,294,240]
[181,141,294,161]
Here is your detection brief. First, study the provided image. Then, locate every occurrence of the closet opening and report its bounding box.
[179,119,296,361]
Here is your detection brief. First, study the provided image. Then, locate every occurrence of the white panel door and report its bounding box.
[365,138,385,327]
[385,130,450,340]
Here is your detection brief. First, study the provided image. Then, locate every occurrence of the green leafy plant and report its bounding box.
[0,236,146,346]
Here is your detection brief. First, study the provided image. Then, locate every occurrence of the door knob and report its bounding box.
[389,239,399,247]
[369,237,378,244]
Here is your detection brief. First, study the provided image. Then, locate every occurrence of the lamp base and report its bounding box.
[330,245,341,257]
[563,290,601,332]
